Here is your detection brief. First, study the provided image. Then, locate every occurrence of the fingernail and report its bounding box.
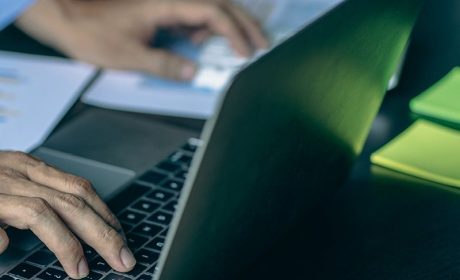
[120,246,136,269]
[181,64,196,80]
[78,257,89,278]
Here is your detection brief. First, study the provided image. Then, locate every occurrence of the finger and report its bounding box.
[0,176,136,273]
[134,47,197,81]
[0,227,9,254]
[222,2,269,49]
[148,2,252,56]
[0,195,87,279]
[191,29,211,44]
[0,151,123,233]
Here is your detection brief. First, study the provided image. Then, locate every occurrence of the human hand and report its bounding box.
[16,0,268,81]
[0,151,135,279]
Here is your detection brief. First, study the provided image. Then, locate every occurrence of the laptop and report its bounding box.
[0,0,423,279]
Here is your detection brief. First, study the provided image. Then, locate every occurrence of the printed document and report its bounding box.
[0,51,95,151]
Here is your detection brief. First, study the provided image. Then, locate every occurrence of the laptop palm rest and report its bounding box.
[32,147,135,200]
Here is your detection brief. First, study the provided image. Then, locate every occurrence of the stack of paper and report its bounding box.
[0,51,95,151]
[371,120,460,188]
[410,67,460,125]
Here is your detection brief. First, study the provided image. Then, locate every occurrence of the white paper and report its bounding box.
[83,0,344,119]
[0,51,96,151]
[0,0,34,30]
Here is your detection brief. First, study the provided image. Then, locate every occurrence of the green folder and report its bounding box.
[410,68,460,125]
[371,120,460,188]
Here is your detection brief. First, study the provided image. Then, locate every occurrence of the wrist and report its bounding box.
[15,0,78,56]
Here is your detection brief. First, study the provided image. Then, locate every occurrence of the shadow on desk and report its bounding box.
[239,167,460,280]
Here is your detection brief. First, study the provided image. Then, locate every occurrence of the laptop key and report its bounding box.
[26,250,56,266]
[170,152,193,166]
[90,257,111,273]
[146,237,165,252]
[126,233,149,250]
[0,276,15,280]
[148,211,173,226]
[147,264,158,274]
[134,249,160,265]
[37,268,67,280]
[119,210,147,225]
[162,200,178,213]
[74,271,103,280]
[175,170,188,181]
[182,142,199,153]
[159,227,169,237]
[156,161,181,173]
[101,273,130,280]
[52,260,63,268]
[138,171,167,186]
[121,222,133,232]
[82,244,98,261]
[108,183,151,214]
[133,222,163,237]
[161,179,184,192]
[137,274,153,280]
[9,263,41,279]
[131,200,161,214]
[125,264,147,277]
[147,189,174,203]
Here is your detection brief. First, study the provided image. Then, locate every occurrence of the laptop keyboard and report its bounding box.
[0,138,201,280]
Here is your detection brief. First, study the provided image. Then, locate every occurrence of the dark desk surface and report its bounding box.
[2,0,460,278]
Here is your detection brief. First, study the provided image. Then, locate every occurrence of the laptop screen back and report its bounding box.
[157,0,424,279]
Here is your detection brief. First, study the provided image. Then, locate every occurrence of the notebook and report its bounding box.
[410,68,460,125]
[371,120,460,188]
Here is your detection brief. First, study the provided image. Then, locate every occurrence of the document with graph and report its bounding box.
[82,0,345,119]
[0,51,95,151]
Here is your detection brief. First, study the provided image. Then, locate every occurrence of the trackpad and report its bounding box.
[32,148,135,200]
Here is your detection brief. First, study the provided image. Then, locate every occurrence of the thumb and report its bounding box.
[0,227,9,254]
[136,48,197,81]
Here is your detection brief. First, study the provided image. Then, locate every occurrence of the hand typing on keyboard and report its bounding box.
[0,152,135,279]
[16,0,268,81]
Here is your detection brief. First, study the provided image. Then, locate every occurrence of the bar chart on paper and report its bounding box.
[0,51,95,151]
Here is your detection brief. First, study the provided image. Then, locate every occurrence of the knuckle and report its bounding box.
[71,177,94,197]
[57,193,86,212]
[25,198,51,221]
[97,226,120,244]
[0,167,20,179]
[7,151,43,175]
[104,211,120,228]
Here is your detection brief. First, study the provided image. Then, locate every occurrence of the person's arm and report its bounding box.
[0,152,134,279]
[15,0,268,80]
